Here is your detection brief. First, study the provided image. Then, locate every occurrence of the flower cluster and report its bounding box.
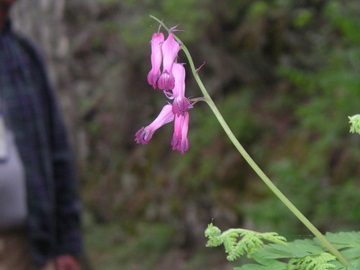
[135,31,191,154]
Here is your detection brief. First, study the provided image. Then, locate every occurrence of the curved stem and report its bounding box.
[149,15,349,267]
[205,99,349,267]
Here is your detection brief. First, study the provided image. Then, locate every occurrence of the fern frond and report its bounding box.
[204,223,287,261]
[288,252,337,270]
[349,114,360,134]
[204,223,223,247]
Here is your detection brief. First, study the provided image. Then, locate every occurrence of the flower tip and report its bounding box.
[172,140,189,155]
[147,71,160,89]
[135,127,151,144]
[180,142,189,155]
[171,133,189,154]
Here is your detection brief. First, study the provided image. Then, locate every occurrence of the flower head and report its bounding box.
[136,28,192,154]
[147,32,165,89]
[135,104,174,144]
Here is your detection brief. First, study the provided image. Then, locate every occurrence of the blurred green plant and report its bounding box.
[205,224,360,270]
[205,223,287,261]
[349,115,360,134]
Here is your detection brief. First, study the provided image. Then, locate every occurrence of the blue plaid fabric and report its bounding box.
[0,21,83,266]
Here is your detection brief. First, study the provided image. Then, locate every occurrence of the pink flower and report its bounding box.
[135,104,174,144]
[136,30,191,154]
[157,34,180,90]
[171,112,190,154]
[171,63,191,116]
[147,32,165,89]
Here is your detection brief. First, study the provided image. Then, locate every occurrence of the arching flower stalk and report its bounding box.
[135,15,350,268]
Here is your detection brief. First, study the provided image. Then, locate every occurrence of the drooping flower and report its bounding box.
[171,112,190,154]
[171,63,191,116]
[136,29,191,154]
[147,32,165,89]
[157,33,180,91]
[135,104,174,144]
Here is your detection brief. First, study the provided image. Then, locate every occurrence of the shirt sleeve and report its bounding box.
[21,36,84,257]
[47,86,84,257]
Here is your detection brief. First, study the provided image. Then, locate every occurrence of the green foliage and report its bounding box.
[348,115,360,134]
[246,1,269,21]
[293,8,314,28]
[209,230,360,270]
[323,232,360,261]
[288,253,337,270]
[205,223,287,261]
[251,0,360,234]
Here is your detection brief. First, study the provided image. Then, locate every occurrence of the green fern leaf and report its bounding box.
[323,231,360,249]
[320,232,360,262]
[348,259,360,270]
[255,239,324,259]
[204,223,223,247]
[288,253,337,270]
[349,114,360,134]
[234,255,288,269]
[204,224,287,262]
[212,231,360,270]
[234,259,287,270]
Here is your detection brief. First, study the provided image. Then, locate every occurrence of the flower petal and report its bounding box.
[147,32,165,88]
[171,112,190,154]
[135,104,174,144]
[158,34,180,91]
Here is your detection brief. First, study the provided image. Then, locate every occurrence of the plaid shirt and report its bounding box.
[0,21,83,266]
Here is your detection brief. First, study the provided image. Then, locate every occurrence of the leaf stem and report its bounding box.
[149,15,349,267]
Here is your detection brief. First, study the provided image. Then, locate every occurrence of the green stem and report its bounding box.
[150,15,349,267]
[205,99,349,267]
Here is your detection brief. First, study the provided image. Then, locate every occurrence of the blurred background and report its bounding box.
[11,0,360,269]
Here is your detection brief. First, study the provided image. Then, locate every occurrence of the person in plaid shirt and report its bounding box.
[0,1,83,269]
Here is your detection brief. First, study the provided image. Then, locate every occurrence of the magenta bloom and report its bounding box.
[171,63,191,116]
[147,32,165,89]
[135,104,174,144]
[171,112,190,154]
[157,34,180,90]
[136,29,191,154]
